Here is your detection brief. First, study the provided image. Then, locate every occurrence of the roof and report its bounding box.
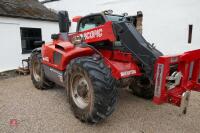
[0,0,58,22]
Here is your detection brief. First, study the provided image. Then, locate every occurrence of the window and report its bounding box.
[106,15,124,22]
[20,27,42,54]
[78,15,105,32]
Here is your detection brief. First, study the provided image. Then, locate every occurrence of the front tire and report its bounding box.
[66,56,117,123]
[30,51,54,89]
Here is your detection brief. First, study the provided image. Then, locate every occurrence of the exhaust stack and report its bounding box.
[58,11,71,41]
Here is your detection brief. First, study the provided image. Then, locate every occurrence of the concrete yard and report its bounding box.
[0,76,200,133]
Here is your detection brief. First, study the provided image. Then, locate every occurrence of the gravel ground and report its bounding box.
[0,76,200,133]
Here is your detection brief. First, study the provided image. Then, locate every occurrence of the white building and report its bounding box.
[0,0,59,72]
[1,0,199,72]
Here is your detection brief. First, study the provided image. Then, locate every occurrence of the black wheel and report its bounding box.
[30,51,54,90]
[66,55,117,123]
[129,76,154,99]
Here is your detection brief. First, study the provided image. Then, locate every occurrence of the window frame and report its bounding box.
[105,14,124,22]
[20,27,42,54]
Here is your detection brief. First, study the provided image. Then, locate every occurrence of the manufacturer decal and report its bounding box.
[80,28,103,40]
[120,70,136,77]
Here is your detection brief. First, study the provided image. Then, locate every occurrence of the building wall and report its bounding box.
[1,0,199,72]
[45,0,200,55]
[0,17,58,72]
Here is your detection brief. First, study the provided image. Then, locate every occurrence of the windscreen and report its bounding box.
[106,15,124,22]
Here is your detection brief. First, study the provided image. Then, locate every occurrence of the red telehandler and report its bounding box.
[30,10,200,123]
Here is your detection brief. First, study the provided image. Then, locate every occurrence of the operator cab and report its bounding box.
[72,10,143,51]
[74,11,130,50]
[74,10,140,31]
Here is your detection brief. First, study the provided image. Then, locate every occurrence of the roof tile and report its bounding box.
[0,0,58,21]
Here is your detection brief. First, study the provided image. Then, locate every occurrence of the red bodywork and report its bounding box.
[42,21,141,79]
[42,41,94,71]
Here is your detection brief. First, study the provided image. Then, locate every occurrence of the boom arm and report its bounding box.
[113,22,163,80]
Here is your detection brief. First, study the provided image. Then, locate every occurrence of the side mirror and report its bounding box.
[72,16,82,22]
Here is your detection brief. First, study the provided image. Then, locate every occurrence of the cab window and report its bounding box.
[78,15,105,32]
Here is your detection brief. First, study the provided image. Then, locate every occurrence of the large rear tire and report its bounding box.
[66,55,117,123]
[129,77,154,99]
[30,51,54,90]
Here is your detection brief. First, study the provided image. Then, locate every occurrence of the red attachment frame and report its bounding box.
[153,49,200,106]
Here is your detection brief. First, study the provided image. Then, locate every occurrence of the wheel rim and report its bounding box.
[32,61,41,82]
[71,73,90,109]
